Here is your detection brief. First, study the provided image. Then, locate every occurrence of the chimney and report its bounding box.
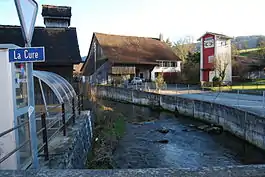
[159,33,164,41]
[42,5,72,28]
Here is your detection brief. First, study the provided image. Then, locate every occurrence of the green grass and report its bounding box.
[238,48,262,54]
[238,48,262,57]
[208,85,265,91]
[112,116,126,138]
[206,79,265,91]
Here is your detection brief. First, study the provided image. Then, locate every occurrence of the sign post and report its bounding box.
[14,0,40,169]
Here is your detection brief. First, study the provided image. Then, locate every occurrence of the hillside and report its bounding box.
[232,35,265,49]
[190,35,265,53]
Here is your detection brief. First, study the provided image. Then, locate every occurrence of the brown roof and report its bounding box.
[95,32,181,64]
[0,25,81,65]
[42,5,72,18]
[197,32,232,41]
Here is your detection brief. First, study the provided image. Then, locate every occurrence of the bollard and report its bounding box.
[61,103,66,136]
[41,113,49,161]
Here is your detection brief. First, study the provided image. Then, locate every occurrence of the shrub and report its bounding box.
[155,73,166,90]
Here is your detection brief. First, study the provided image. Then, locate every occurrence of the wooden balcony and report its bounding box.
[110,66,136,75]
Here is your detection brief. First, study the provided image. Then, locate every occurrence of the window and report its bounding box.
[15,63,28,108]
[158,61,163,67]
[208,56,214,63]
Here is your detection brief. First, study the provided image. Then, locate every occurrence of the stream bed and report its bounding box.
[92,99,265,169]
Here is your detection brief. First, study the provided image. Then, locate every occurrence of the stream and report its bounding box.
[92,100,265,169]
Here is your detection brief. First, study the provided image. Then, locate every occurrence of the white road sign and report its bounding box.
[14,0,38,45]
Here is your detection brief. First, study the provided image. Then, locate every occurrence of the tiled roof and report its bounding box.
[0,25,81,65]
[197,32,232,41]
[42,5,71,18]
[95,32,181,64]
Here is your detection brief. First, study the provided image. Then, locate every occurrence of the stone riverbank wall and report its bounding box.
[40,111,94,169]
[92,86,265,151]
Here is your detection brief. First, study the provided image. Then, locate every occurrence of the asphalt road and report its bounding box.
[168,92,265,116]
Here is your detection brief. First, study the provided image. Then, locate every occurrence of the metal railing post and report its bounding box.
[72,98,76,124]
[78,94,81,115]
[81,93,84,111]
[41,113,49,161]
[61,103,66,136]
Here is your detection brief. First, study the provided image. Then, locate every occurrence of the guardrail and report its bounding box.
[0,93,83,169]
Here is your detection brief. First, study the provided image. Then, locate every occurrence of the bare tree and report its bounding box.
[172,36,196,62]
[257,40,265,60]
[231,43,239,56]
[165,38,173,47]
[213,53,230,82]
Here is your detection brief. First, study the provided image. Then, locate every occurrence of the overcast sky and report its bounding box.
[0,0,264,56]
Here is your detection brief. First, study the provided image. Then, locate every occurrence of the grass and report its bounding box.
[206,79,265,91]
[209,85,265,91]
[238,48,262,57]
[238,48,261,54]
[87,101,126,169]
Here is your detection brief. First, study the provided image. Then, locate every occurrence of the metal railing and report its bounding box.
[37,94,83,161]
[0,93,84,168]
[0,120,30,164]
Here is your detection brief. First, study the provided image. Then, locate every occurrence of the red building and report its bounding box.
[198,32,232,85]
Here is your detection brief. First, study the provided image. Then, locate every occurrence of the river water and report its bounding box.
[93,100,265,169]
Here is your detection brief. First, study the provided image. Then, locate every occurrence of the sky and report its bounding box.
[0,0,265,57]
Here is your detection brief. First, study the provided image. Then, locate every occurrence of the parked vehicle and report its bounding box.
[131,77,142,85]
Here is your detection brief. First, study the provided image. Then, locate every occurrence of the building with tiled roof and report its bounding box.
[0,5,81,82]
[81,32,181,84]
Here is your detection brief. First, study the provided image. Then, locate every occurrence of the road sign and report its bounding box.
[9,47,45,63]
[14,0,38,45]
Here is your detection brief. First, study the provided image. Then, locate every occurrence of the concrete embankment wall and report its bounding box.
[92,86,265,151]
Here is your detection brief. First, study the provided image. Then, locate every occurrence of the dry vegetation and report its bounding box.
[87,88,125,169]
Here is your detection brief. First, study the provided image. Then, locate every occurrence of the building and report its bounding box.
[0,5,81,82]
[198,32,232,85]
[81,33,181,84]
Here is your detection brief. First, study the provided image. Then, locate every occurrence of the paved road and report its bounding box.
[165,92,265,116]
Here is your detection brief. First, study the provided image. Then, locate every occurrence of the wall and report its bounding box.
[201,33,215,82]
[151,66,181,81]
[65,111,94,169]
[93,86,265,151]
[43,111,94,169]
[215,38,232,82]
[2,165,265,177]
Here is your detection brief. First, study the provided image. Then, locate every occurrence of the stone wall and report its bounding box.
[65,111,94,169]
[93,86,265,151]
[42,111,94,169]
[2,165,265,177]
